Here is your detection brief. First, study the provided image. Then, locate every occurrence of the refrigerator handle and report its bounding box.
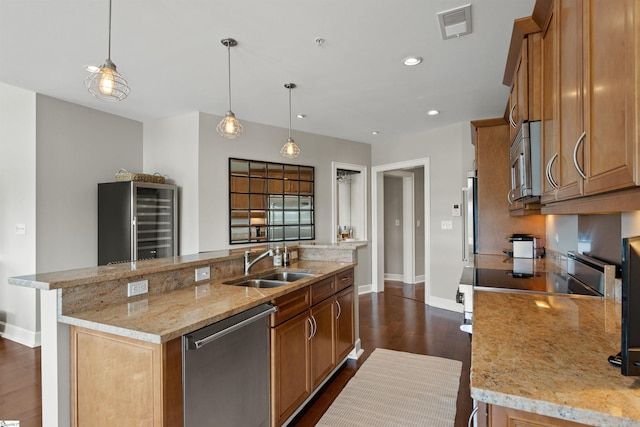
[461,187,469,262]
[132,216,137,261]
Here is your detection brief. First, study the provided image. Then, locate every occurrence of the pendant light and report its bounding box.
[281,83,300,158]
[217,38,243,139]
[84,0,130,102]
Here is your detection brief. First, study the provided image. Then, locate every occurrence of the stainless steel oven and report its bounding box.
[508,121,541,204]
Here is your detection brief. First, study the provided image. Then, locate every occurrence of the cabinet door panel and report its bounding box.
[335,286,355,361]
[271,311,311,426]
[583,0,637,194]
[310,297,336,389]
[541,7,558,202]
[556,0,584,200]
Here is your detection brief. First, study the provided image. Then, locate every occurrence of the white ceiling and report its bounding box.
[0,0,535,145]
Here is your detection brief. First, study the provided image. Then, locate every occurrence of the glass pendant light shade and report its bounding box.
[85,0,130,102]
[281,138,300,158]
[281,83,300,158]
[217,110,243,139]
[218,38,243,139]
[85,59,130,101]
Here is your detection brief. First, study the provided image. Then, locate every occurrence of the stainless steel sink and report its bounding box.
[226,279,289,288]
[223,271,315,288]
[258,271,314,282]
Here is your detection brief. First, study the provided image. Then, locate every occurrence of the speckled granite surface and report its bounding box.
[471,290,640,426]
[59,260,354,344]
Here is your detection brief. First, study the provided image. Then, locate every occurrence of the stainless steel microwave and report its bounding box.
[508,121,541,203]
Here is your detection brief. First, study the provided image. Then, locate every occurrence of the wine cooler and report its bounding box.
[98,181,178,265]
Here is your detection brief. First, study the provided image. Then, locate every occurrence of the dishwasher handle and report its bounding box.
[187,304,277,350]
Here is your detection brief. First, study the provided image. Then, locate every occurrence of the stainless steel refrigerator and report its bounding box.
[98,181,178,265]
[461,170,478,263]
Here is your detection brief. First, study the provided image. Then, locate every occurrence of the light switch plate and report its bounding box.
[195,266,211,282]
[441,220,453,230]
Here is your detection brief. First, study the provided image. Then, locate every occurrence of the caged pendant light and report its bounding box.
[84,0,130,102]
[280,83,300,158]
[217,38,244,139]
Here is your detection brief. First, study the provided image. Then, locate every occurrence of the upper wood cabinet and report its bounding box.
[505,19,543,143]
[544,0,639,204]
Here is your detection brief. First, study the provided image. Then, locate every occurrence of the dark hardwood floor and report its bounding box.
[0,281,472,427]
[0,337,41,427]
[292,281,473,427]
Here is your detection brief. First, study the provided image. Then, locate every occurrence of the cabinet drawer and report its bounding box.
[311,276,336,306]
[335,269,354,291]
[271,286,310,327]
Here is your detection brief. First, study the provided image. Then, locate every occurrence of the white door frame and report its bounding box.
[372,158,430,304]
[383,170,415,284]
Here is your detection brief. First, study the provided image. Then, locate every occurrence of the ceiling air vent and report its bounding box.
[437,4,472,40]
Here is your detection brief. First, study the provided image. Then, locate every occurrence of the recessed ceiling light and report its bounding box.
[427,110,440,116]
[296,114,306,119]
[403,56,423,66]
[372,131,380,135]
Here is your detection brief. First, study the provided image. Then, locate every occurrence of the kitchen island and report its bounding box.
[9,242,365,427]
[472,289,640,426]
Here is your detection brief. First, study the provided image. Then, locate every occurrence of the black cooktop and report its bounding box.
[461,267,602,297]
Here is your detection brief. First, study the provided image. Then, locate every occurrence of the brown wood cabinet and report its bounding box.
[488,404,589,427]
[270,309,312,426]
[270,269,355,426]
[472,120,546,255]
[545,0,639,204]
[540,1,558,203]
[70,326,182,427]
[335,286,355,362]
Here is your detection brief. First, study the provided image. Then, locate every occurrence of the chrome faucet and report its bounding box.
[244,249,274,275]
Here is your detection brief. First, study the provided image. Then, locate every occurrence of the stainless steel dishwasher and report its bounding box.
[183,303,276,427]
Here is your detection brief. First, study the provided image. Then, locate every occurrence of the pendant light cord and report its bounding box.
[107,0,112,60]
[227,43,232,111]
[288,86,292,139]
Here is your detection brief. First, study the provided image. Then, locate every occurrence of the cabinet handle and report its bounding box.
[336,300,342,319]
[509,104,518,128]
[307,317,314,340]
[507,189,514,205]
[312,315,317,338]
[468,405,479,427]
[572,131,587,180]
[546,153,559,190]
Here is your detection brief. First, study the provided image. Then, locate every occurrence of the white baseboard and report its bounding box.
[383,273,426,284]
[427,296,463,313]
[358,284,373,294]
[0,322,41,348]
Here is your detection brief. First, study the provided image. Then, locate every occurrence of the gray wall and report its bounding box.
[372,122,474,307]
[144,112,373,287]
[0,83,38,345]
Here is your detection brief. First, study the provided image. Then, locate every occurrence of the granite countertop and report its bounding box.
[471,290,640,426]
[59,260,354,344]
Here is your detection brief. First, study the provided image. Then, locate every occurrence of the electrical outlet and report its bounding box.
[127,279,148,297]
[195,266,211,282]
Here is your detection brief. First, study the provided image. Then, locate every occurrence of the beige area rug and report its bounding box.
[316,348,462,427]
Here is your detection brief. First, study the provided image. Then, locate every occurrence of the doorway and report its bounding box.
[371,158,430,304]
